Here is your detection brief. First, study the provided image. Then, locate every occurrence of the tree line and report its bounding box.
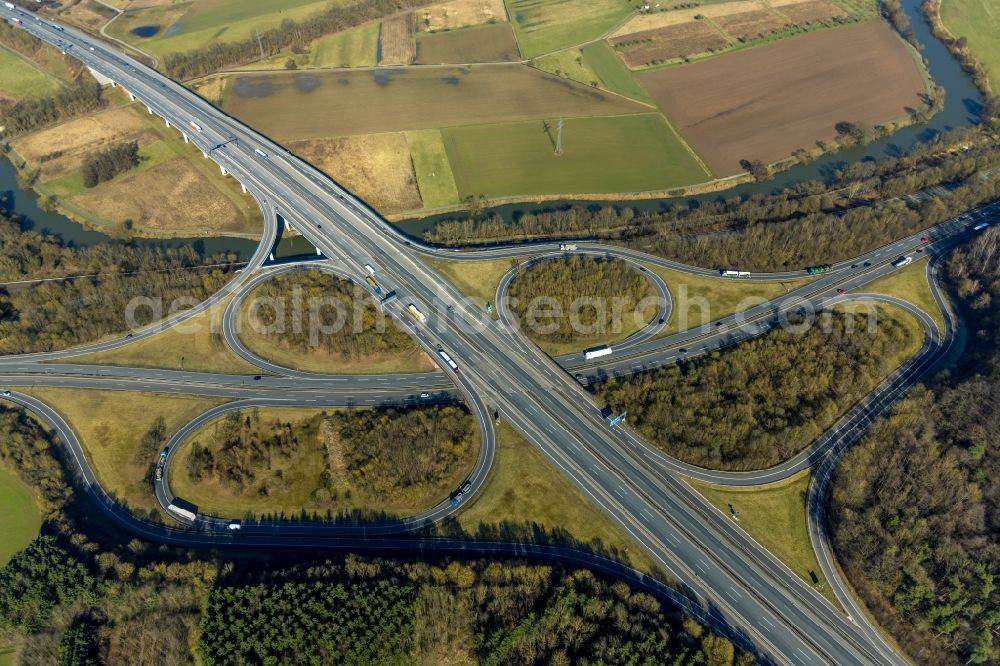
[507,256,653,344]
[829,229,1000,665]
[0,400,752,666]
[81,142,139,189]
[596,308,917,470]
[424,130,1000,272]
[0,82,105,137]
[164,0,436,79]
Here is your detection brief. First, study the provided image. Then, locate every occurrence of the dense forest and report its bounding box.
[425,132,1000,272]
[0,401,751,665]
[597,308,918,470]
[186,405,476,513]
[830,230,1000,665]
[507,256,653,344]
[0,260,233,353]
[164,0,436,79]
[245,269,417,358]
[0,214,239,353]
[81,142,140,189]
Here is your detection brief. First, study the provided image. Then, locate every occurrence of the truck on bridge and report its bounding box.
[188,121,202,133]
[254,148,268,160]
[365,276,382,296]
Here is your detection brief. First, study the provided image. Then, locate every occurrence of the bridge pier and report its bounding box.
[316,246,322,255]
[202,151,209,159]
[127,91,135,102]
[284,217,291,231]
[164,118,170,128]
[146,105,153,114]
[219,164,228,176]
[239,181,247,194]
[182,133,189,144]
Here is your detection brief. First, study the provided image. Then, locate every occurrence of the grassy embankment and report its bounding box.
[687,471,838,603]
[21,388,228,515]
[941,0,1000,90]
[865,256,946,333]
[66,296,262,375]
[458,421,662,575]
[0,46,60,99]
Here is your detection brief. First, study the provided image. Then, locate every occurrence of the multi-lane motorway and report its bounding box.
[1,5,997,664]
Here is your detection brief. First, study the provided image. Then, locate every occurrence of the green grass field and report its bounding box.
[941,0,1000,90]
[0,465,41,566]
[505,0,634,58]
[441,113,711,199]
[688,471,838,603]
[44,139,177,198]
[425,257,514,314]
[532,47,602,89]
[0,46,60,100]
[406,129,460,208]
[222,64,647,141]
[581,40,653,104]
[311,21,380,68]
[415,22,520,64]
[865,257,946,333]
[22,388,228,516]
[109,0,336,59]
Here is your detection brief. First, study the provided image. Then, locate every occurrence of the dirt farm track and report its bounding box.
[640,21,928,176]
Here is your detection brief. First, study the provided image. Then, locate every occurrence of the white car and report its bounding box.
[0,390,11,397]
[227,523,241,531]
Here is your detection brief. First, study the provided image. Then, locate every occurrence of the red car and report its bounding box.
[921,236,929,243]
[836,288,846,294]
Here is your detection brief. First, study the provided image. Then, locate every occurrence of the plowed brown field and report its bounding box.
[641,22,926,175]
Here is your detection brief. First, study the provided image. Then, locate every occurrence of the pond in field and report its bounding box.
[131,25,161,38]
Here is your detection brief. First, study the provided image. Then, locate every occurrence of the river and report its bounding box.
[0,0,983,248]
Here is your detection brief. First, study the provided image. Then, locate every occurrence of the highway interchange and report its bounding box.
[0,5,997,664]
